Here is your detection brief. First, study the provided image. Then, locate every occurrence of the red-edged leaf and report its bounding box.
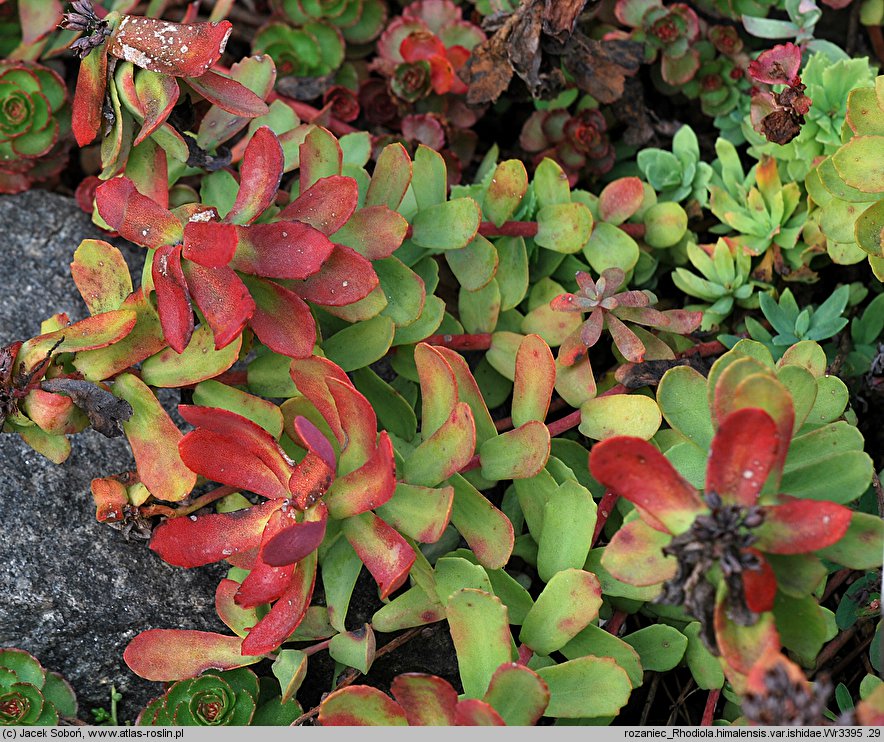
[589,437,706,535]
[126,137,169,208]
[178,405,294,492]
[714,599,780,675]
[342,511,415,599]
[91,477,129,523]
[325,432,396,519]
[152,244,194,353]
[390,674,458,725]
[318,686,408,726]
[134,70,179,145]
[606,312,646,363]
[512,333,556,426]
[239,275,316,359]
[96,177,183,247]
[455,699,506,726]
[598,177,645,224]
[232,222,334,279]
[326,377,377,470]
[150,499,282,567]
[225,126,283,226]
[277,175,358,235]
[747,42,802,85]
[483,664,550,726]
[403,403,477,487]
[706,408,780,508]
[600,517,676,586]
[124,630,260,681]
[289,244,378,306]
[329,206,409,260]
[292,413,337,470]
[72,46,107,146]
[288,420,336,511]
[109,16,232,77]
[187,70,269,116]
[182,262,254,350]
[755,497,853,554]
[263,503,328,566]
[236,509,298,607]
[215,578,259,637]
[299,126,343,192]
[365,143,412,210]
[415,342,459,440]
[240,550,317,655]
[182,220,237,267]
[743,550,777,614]
[288,355,351,442]
[291,245,379,307]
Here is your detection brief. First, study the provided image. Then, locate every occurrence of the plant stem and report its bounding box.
[302,637,333,657]
[140,484,237,519]
[604,609,628,636]
[701,688,721,725]
[591,490,620,547]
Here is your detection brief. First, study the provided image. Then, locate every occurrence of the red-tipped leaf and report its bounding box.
[342,511,416,599]
[109,16,232,77]
[225,126,284,225]
[289,244,378,306]
[186,70,270,116]
[325,432,396,519]
[152,244,193,353]
[390,674,458,725]
[232,222,334,279]
[263,503,329,566]
[182,220,237,267]
[589,437,706,535]
[182,262,255,350]
[96,177,183,247]
[124,630,260,681]
[134,70,179,145]
[743,551,777,614]
[235,509,298,607]
[72,46,107,146]
[150,499,282,567]
[755,497,853,554]
[277,175,358,235]
[240,275,316,359]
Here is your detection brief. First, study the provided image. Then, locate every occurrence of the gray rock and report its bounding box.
[0,191,226,722]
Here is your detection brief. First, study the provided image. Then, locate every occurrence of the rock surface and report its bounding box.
[0,191,225,722]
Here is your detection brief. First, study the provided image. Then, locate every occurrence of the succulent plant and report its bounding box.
[374,0,485,104]
[720,285,851,360]
[744,52,877,180]
[840,293,884,375]
[708,138,807,266]
[672,239,766,329]
[0,60,70,194]
[0,649,77,725]
[637,125,714,206]
[136,668,291,725]
[612,0,701,85]
[804,74,884,280]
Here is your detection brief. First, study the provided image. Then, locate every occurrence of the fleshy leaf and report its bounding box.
[124,630,260,681]
[232,222,334,279]
[95,177,183,247]
[277,175,358,234]
[479,421,550,480]
[601,518,677,586]
[318,686,408,726]
[512,334,556,426]
[225,127,284,226]
[70,240,133,315]
[755,496,852,554]
[72,46,107,146]
[186,70,269,117]
[390,674,458,725]
[482,664,549,726]
[403,403,476,487]
[341,511,415,599]
[535,656,633,718]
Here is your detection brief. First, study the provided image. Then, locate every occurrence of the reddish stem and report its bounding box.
[270,93,359,137]
[618,222,646,239]
[867,25,884,66]
[141,484,237,519]
[424,333,493,351]
[477,221,539,238]
[591,490,620,547]
[676,340,727,359]
[546,409,581,438]
[701,688,721,725]
[302,637,333,657]
[604,609,628,636]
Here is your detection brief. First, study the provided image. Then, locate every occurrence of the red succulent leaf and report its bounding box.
[134,71,179,145]
[612,290,652,308]
[390,674,458,725]
[235,509,298,608]
[330,206,409,260]
[90,477,129,523]
[215,579,258,637]
[557,330,589,367]
[713,600,780,675]
[755,497,853,554]
[579,307,605,349]
[109,16,232,77]
[455,699,506,725]
[325,432,397,518]
[277,175,359,235]
[288,355,351,442]
[605,312,646,363]
[706,408,779,508]
[326,377,378,469]
[181,220,237,267]
[72,46,107,146]
[400,31,447,62]
[240,275,316,359]
[661,309,702,334]
[231,222,334,280]
[601,517,677,586]
[224,127,284,226]
[124,629,260,682]
[152,244,194,353]
[575,271,597,294]
[747,42,803,86]
[288,418,336,510]
[95,178,183,248]
[289,244,379,306]
[263,503,329,567]
[186,70,270,117]
[318,686,408,726]
[181,262,254,350]
[150,499,283,568]
[743,550,777,614]
[240,550,317,655]
[178,405,294,487]
[343,512,416,599]
[589,437,707,534]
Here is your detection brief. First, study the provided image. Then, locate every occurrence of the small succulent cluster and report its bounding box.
[747,42,813,145]
[0,650,77,726]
